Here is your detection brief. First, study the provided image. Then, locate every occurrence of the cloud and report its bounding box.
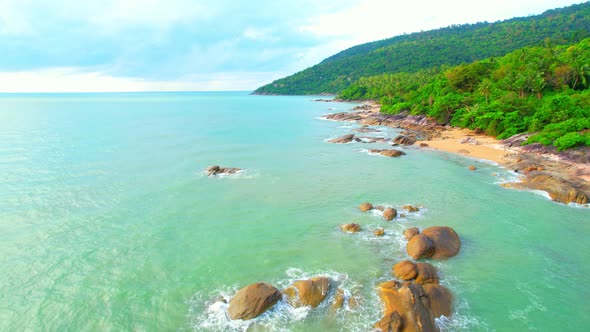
[0,67,278,92]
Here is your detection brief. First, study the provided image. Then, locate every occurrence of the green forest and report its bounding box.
[254,2,590,95]
[338,38,590,150]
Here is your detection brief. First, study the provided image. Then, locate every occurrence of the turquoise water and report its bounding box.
[0,92,588,331]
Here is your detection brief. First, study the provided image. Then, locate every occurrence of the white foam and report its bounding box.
[202,169,257,179]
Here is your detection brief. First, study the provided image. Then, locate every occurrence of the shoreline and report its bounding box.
[322,103,590,206]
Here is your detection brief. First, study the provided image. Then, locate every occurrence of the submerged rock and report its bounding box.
[341,223,361,233]
[468,165,477,171]
[283,277,331,308]
[228,282,281,320]
[328,134,356,144]
[206,165,242,176]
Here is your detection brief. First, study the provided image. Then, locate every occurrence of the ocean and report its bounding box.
[0,91,588,331]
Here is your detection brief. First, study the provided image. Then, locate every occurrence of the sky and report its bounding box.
[0,0,586,92]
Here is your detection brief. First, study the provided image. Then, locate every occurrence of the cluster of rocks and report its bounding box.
[327,134,391,145]
[205,165,242,176]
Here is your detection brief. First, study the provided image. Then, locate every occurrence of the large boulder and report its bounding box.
[328,134,356,144]
[359,202,374,212]
[206,165,242,176]
[404,227,420,240]
[406,234,435,260]
[422,284,453,318]
[392,261,418,281]
[393,135,417,146]
[228,282,282,320]
[341,223,361,233]
[283,277,331,308]
[383,207,397,221]
[421,227,461,259]
[375,281,438,332]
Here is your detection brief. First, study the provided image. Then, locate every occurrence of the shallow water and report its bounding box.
[0,92,588,331]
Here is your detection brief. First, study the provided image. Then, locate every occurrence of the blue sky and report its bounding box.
[0,0,585,92]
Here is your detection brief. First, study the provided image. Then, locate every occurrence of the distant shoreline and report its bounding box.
[321,102,590,206]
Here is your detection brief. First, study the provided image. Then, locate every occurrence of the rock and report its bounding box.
[376,281,438,332]
[419,143,429,147]
[421,226,461,259]
[459,137,479,145]
[406,234,435,260]
[392,261,418,281]
[401,205,419,212]
[355,126,381,133]
[393,135,417,146]
[374,311,402,332]
[328,134,356,144]
[331,288,345,311]
[375,205,386,211]
[374,228,385,237]
[423,284,453,318]
[283,277,331,308]
[383,207,397,221]
[468,165,477,171]
[359,202,374,212]
[228,282,282,320]
[404,227,420,240]
[400,213,407,218]
[502,173,589,205]
[206,165,242,176]
[380,149,406,158]
[414,262,439,285]
[341,223,361,233]
[348,295,360,309]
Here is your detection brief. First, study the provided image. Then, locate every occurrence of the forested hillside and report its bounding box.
[338,38,590,150]
[254,2,590,95]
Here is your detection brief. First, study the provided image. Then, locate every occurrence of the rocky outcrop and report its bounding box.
[392,261,439,285]
[383,207,397,221]
[206,165,242,176]
[502,172,589,205]
[371,149,406,158]
[359,202,374,212]
[328,134,356,144]
[228,282,282,320]
[393,135,417,146]
[341,223,361,233]
[406,227,461,260]
[374,281,439,332]
[283,277,331,308]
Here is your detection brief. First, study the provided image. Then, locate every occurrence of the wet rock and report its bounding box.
[283,277,331,308]
[206,165,242,176]
[502,173,589,205]
[341,223,361,233]
[370,149,406,158]
[468,165,477,171]
[404,227,420,240]
[421,226,462,259]
[359,202,374,212]
[331,288,345,311]
[414,262,439,285]
[375,281,438,332]
[393,135,417,146]
[375,205,386,211]
[383,207,397,221]
[328,134,356,144]
[401,205,419,212]
[400,213,407,218]
[406,234,435,260]
[374,228,385,237]
[228,282,281,320]
[423,284,453,318]
[392,260,418,281]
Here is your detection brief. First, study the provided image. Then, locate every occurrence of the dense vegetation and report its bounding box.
[254,2,590,95]
[338,38,590,150]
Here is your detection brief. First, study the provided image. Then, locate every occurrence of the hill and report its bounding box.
[254,2,590,95]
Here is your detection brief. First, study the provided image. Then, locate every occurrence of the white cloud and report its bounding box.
[0,68,274,92]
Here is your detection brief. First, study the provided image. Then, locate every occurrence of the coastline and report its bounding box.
[323,102,590,206]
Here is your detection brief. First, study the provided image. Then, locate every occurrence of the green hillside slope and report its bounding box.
[254,2,590,95]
